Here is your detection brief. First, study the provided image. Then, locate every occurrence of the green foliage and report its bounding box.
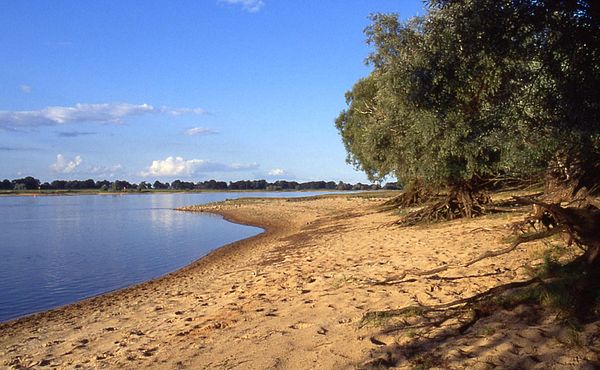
[337,0,600,188]
[493,261,600,320]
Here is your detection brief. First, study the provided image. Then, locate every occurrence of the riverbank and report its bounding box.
[1,193,598,369]
[0,189,354,197]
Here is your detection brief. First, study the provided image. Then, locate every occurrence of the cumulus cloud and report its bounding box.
[0,102,206,129]
[142,157,205,177]
[220,0,265,12]
[20,84,32,93]
[141,156,259,177]
[50,154,83,174]
[267,168,286,176]
[184,127,218,136]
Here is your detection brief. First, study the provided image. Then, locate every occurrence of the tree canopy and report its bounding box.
[336,0,600,191]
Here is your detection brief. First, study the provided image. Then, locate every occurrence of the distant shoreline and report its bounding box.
[0,189,354,197]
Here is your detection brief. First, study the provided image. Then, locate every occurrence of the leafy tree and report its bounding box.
[428,0,600,200]
[12,176,40,190]
[81,179,96,189]
[337,0,600,219]
[171,180,194,190]
[110,180,131,191]
[153,180,168,190]
[96,180,111,189]
[50,180,67,189]
[0,179,12,190]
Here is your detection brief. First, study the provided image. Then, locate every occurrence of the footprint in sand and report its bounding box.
[289,322,314,329]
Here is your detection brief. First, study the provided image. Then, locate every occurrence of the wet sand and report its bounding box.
[1,193,598,369]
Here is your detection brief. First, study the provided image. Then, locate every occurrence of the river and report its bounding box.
[0,191,328,322]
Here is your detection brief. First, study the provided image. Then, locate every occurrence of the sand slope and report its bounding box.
[1,194,599,369]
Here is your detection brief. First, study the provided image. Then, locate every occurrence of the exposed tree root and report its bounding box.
[386,186,543,227]
[361,277,543,340]
[426,270,507,281]
[396,189,491,226]
[514,196,600,266]
[367,274,410,286]
[426,278,542,310]
[404,227,565,277]
[543,150,600,203]
[382,179,440,209]
[463,228,565,267]
[382,185,544,229]
[362,259,600,369]
[363,196,600,368]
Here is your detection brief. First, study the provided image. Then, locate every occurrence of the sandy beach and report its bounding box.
[1,193,599,369]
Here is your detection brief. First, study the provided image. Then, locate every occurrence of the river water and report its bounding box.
[0,191,326,322]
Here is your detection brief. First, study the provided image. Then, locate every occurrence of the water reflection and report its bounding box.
[0,191,339,322]
[0,192,270,322]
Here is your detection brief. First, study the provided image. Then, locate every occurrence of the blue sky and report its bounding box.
[0,0,425,183]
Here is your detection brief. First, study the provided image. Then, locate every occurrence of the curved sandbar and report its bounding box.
[0,195,348,369]
[2,194,599,369]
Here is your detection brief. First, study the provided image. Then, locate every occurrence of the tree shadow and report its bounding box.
[358,263,600,369]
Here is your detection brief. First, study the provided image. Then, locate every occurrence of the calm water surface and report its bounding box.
[0,191,327,322]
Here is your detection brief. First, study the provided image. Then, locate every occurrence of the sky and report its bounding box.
[0,0,425,184]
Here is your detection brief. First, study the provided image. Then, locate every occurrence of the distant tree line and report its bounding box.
[0,176,398,192]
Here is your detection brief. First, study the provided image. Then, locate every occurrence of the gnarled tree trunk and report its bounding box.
[398,180,491,225]
[544,150,600,203]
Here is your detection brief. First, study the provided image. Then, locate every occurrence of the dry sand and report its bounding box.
[1,193,599,369]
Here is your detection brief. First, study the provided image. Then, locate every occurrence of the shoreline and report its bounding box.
[2,194,599,369]
[0,196,319,369]
[0,198,283,326]
[0,189,362,198]
[0,208,271,326]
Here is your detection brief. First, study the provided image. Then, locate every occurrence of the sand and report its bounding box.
[1,193,599,369]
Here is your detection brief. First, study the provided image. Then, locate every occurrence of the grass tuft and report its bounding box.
[360,306,427,328]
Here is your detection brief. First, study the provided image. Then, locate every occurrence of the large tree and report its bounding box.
[336,0,600,217]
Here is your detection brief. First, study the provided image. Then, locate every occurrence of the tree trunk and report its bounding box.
[583,243,600,267]
[398,180,492,225]
[544,150,600,203]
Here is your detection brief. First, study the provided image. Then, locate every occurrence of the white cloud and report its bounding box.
[220,0,265,12]
[0,102,206,129]
[20,84,32,93]
[50,154,83,174]
[267,168,286,176]
[142,157,205,177]
[86,163,123,178]
[162,107,207,116]
[141,156,259,177]
[184,127,218,136]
